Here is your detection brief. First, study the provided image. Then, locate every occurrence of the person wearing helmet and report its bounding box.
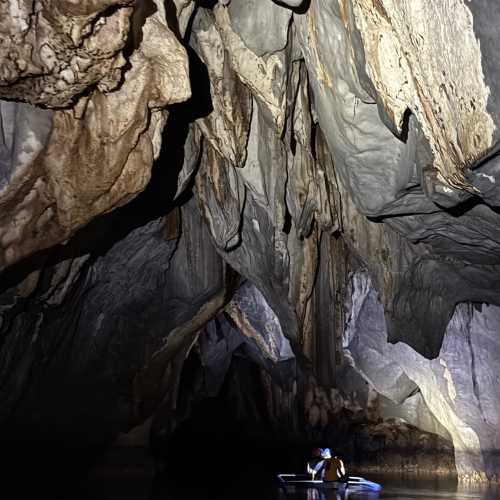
[306,448,326,480]
[322,449,347,482]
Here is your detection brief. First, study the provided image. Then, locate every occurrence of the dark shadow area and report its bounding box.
[196,0,218,8]
[273,0,311,15]
[367,195,499,223]
[1,439,109,498]
[150,356,309,500]
[124,0,157,60]
[435,195,482,218]
[399,108,412,143]
[164,0,182,39]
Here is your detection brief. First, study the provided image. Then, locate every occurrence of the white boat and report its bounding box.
[277,473,381,492]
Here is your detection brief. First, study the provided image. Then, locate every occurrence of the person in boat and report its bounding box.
[321,448,347,482]
[306,447,326,480]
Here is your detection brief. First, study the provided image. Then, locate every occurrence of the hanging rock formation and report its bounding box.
[0,0,190,269]
[1,0,500,484]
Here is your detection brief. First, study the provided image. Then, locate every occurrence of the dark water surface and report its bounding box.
[77,472,500,500]
[274,475,500,500]
[7,440,499,500]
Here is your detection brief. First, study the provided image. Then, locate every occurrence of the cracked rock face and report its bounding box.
[2,0,500,485]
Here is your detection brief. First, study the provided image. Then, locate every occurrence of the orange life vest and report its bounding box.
[323,456,346,481]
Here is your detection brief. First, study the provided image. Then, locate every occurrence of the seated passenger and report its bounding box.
[306,447,325,480]
[321,448,347,482]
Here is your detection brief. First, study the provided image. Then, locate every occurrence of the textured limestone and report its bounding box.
[2,0,498,361]
[213,4,287,131]
[173,0,196,37]
[294,0,417,216]
[225,281,295,364]
[191,9,252,167]
[193,281,296,403]
[0,0,134,108]
[378,392,451,442]
[195,146,246,250]
[185,0,500,364]
[194,92,324,345]
[291,0,500,357]
[227,0,292,57]
[44,8,190,228]
[174,124,202,200]
[0,102,52,193]
[0,3,190,270]
[351,0,495,190]
[0,101,62,269]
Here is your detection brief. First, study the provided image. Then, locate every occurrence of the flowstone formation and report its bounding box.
[1,0,500,484]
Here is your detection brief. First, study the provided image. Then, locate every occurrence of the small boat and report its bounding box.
[277,474,344,489]
[277,473,381,492]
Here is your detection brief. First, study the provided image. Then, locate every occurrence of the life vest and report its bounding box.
[323,456,346,481]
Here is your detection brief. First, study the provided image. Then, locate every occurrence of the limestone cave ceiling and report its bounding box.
[1,0,500,482]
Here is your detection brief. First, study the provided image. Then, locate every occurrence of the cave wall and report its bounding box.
[180,0,500,363]
[344,271,500,481]
[0,197,230,442]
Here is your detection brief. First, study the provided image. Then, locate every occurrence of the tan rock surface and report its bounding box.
[0,0,134,108]
[0,4,190,270]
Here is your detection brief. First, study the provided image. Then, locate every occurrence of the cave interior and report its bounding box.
[1,0,500,498]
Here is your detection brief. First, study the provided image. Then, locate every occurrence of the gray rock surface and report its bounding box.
[227,0,292,57]
[344,271,500,481]
[0,102,52,193]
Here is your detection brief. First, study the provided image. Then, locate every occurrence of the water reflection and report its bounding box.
[276,475,500,500]
[302,486,379,500]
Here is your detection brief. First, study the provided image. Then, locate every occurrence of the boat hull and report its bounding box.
[277,474,381,492]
